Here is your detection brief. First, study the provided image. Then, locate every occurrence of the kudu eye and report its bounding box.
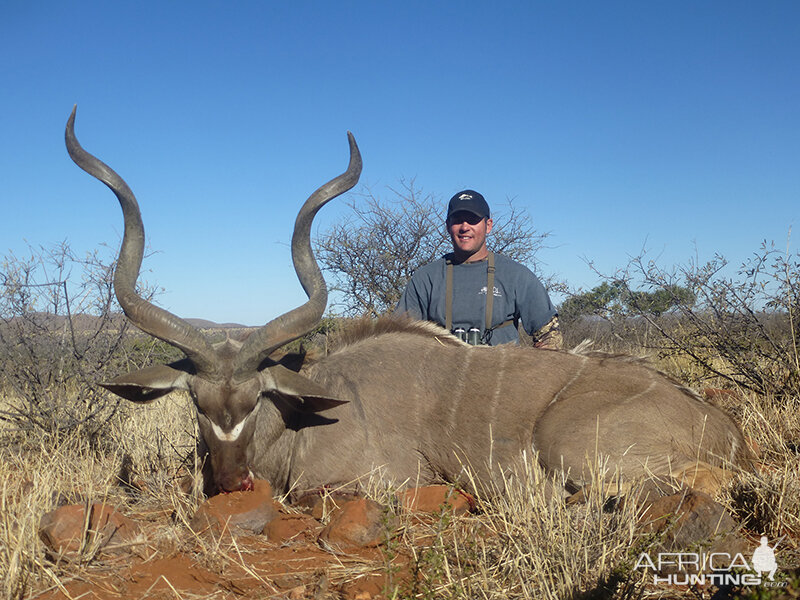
[242,397,258,415]
[191,393,212,418]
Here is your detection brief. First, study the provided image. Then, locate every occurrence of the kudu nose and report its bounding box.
[218,469,255,493]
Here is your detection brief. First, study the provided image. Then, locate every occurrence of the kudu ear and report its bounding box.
[100,359,194,403]
[258,365,348,413]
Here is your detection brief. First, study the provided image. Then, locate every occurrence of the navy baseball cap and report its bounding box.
[447,190,490,220]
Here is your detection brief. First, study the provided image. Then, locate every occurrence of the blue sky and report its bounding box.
[2,2,798,325]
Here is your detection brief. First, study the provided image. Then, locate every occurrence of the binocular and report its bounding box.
[452,327,483,345]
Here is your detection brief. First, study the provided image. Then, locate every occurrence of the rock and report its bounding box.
[190,479,281,535]
[264,513,321,544]
[639,488,749,571]
[292,490,360,520]
[286,585,307,600]
[39,503,141,560]
[396,485,475,515]
[340,576,384,599]
[319,498,394,549]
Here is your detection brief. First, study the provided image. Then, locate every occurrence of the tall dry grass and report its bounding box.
[718,392,800,541]
[1,372,798,599]
[0,391,198,599]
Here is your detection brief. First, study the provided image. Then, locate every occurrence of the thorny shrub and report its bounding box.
[314,179,559,316]
[565,237,800,399]
[0,242,170,444]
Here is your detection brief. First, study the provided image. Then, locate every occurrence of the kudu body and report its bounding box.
[66,108,751,495]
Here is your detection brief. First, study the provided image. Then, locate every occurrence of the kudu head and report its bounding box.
[66,106,361,492]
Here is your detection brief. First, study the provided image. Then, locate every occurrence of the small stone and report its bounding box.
[287,584,306,599]
[292,490,360,520]
[264,513,320,543]
[319,498,394,549]
[397,485,475,515]
[340,575,384,600]
[190,479,280,535]
[39,503,141,560]
[639,488,748,572]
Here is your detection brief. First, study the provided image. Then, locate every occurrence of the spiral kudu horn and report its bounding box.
[66,106,218,376]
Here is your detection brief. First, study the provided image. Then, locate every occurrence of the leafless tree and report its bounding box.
[314,179,554,316]
[0,242,171,442]
[586,238,800,398]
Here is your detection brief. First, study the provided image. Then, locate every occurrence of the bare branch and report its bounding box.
[313,181,553,316]
[0,242,177,442]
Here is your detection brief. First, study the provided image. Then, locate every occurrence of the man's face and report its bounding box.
[447,211,493,261]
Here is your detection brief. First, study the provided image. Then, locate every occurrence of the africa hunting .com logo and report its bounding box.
[634,535,787,587]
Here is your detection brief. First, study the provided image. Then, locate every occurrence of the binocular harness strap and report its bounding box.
[485,252,495,332]
[445,256,454,331]
[446,252,514,339]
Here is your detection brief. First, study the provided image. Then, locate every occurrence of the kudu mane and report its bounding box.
[273,315,464,370]
[331,315,464,350]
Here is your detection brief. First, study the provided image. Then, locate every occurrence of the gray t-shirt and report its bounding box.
[396,253,556,345]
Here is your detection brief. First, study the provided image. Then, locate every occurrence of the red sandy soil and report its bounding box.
[33,483,474,600]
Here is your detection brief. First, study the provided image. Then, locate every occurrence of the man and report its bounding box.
[396,190,562,348]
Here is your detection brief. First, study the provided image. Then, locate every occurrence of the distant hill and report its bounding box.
[4,313,253,332]
[185,318,251,330]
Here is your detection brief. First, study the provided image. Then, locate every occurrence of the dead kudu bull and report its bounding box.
[66,108,752,497]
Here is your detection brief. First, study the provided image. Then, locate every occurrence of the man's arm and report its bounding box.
[531,315,563,350]
[395,276,425,320]
[512,262,560,348]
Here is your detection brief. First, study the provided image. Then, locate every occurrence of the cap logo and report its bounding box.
[458,193,473,201]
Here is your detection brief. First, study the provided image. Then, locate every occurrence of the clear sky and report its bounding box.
[2,2,798,325]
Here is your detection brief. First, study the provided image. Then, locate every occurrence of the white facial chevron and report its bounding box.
[210,410,253,442]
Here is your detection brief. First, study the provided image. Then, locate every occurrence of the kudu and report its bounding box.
[67,107,752,496]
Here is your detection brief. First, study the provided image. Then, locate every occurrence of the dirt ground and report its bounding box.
[27,474,800,599]
[33,483,475,600]
[37,538,390,599]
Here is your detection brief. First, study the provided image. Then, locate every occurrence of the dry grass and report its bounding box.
[0,391,198,599]
[1,375,799,599]
[396,462,647,600]
[650,353,800,544]
[721,393,800,541]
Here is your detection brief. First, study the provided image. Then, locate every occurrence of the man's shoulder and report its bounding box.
[493,253,535,276]
[410,257,447,279]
